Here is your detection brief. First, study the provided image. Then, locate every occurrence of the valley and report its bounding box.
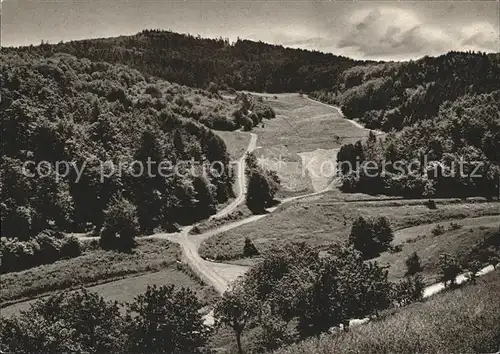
[1,22,499,354]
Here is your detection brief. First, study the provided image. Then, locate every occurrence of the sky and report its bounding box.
[2,0,499,60]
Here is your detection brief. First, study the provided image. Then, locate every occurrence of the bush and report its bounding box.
[431,224,446,236]
[448,222,463,230]
[0,285,210,353]
[144,85,162,98]
[243,237,259,257]
[392,274,424,306]
[275,272,500,354]
[438,253,461,288]
[125,285,209,353]
[207,81,219,94]
[425,199,437,209]
[246,169,279,213]
[209,114,238,131]
[348,216,394,259]
[0,231,82,274]
[0,289,125,353]
[405,252,422,276]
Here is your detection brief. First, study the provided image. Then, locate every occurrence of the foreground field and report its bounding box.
[275,270,500,354]
[1,239,217,317]
[199,195,499,262]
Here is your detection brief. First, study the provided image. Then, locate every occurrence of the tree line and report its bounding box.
[336,91,500,198]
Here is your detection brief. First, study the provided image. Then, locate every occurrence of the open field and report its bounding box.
[213,130,251,160]
[199,196,499,261]
[275,270,500,354]
[0,264,216,318]
[247,94,376,196]
[0,239,216,315]
[251,94,372,153]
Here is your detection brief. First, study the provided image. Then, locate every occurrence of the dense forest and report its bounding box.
[310,51,500,131]
[0,50,277,269]
[3,30,360,92]
[325,53,500,197]
[336,91,500,198]
[1,29,499,353]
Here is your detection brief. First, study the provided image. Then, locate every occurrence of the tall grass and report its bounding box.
[275,271,500,354]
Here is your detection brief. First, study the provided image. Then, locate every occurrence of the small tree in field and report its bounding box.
[373,216,394,250]
[348,216,373,258]
[348,216,394,259]
[214,284,255,354]
[405,252,422,276]
[438,253,461,288]
[100,197,139,251]
[489,254,499,269]
[392,274,424,306]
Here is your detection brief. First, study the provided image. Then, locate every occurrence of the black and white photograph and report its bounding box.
[1,0,499,353]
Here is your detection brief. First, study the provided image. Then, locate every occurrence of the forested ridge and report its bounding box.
[310,51,500,131]
[3,29,361,92]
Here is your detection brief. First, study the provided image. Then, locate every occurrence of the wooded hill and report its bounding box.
[4,29,361,92]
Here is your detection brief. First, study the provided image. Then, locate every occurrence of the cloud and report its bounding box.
[337,7,498,59]
[460,22,499,51]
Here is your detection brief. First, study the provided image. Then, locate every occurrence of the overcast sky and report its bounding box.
[2,0,499,60]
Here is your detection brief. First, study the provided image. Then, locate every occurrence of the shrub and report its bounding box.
[425,199,437,209]
[209,114,238,131]
[448,222,463,230]
[405,252,422,276]
[249,112,260,126]
[144,85,162,98]
[207,81,219,94]
[438,253,461,288]
[246,169,279,213]
[125,285,209,353]
[392,274,424,306]
[390,244,403,253]
[243,237,259,257]
[465,260,482,284]
[348,216,394,259]
[0,232,81,274]
[0,289,125,353]
[431,224,446,236]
